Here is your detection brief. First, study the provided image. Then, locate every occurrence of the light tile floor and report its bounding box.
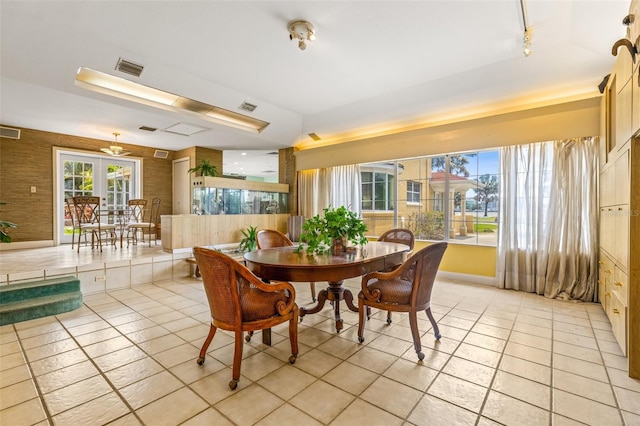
[2,273,640,425]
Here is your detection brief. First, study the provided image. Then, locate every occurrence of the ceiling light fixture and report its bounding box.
[523,28,532,57]
[101,132,131,157]
[288,20,315,51]
[519,0,532,57]
[75,67,270,133]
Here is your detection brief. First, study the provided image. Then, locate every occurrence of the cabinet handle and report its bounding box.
[613,308,620,314]
[599,260,604,265]
[606,292,611,297]
[605,269,612,274]
[618,207,623,211]
[614,281,623,287]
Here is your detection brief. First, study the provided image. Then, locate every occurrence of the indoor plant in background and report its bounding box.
[239,225,258,252]
[0,201,17,243]
[298,205,368,254]
[187,159,218,177]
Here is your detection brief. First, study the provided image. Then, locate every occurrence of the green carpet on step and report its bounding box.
[0,291,83,326]
[0,276,80,304]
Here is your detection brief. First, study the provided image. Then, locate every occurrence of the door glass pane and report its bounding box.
[63,159,95,238]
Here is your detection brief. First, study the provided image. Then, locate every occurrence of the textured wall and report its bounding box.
[0,127,174,242]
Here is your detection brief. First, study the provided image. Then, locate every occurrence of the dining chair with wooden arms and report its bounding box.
[257,228,317,302]
[357,242,448,361]
[193,247,299,390]
[375,228,416,324]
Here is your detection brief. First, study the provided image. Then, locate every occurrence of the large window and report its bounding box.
[361,149,500,246]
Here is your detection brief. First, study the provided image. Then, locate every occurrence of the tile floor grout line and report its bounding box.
[582,304,626,426]
[51,304,147,425]
[9,322,55,424]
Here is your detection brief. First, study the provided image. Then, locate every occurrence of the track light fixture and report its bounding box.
[523,28,532,57]
[288,20,315,51]
[519,0,532,57]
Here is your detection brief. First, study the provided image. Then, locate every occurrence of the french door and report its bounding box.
[57,151,141,244]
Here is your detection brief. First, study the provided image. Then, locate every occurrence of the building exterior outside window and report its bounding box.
[361,150,499,246]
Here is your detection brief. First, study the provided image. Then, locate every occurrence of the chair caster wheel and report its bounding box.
[434,332,441,340]
[196,357,205,365]
[289,355,297,364]
[417,351,425,361]
[229,379,238,390]
[245,335,251,342]
[358,336,364,343]
[386,318,392,325]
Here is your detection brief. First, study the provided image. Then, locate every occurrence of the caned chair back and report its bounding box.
[257,229,293,249]
[378,228,415,252]
[411,242,447,307]
[194,247,241,326]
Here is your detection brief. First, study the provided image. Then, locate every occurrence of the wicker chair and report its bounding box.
[193,247,299,390]
[256,229,317,302]
[375,228,416,324]
[357,242,447,361]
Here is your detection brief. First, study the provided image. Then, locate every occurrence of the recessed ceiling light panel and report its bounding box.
[161,122,211,136]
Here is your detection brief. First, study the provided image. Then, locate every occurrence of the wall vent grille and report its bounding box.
[154,150,169,159]
[0,126,21,139]
[115,58,144,77]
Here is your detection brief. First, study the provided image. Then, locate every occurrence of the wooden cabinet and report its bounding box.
[599,0,639,377]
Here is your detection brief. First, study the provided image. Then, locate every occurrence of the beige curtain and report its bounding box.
[297,165,362,218]
[496,137,599,302]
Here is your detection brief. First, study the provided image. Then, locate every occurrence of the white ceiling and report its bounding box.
[0,1,630,178]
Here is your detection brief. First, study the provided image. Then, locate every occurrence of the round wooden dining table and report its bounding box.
[244,241,409,333]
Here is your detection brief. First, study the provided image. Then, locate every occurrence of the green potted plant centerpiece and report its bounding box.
[298,206,368,254]
[187,159,218,177]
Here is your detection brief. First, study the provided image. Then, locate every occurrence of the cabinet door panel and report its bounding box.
[614,205,629,267]
[613,266,628,305]
[609,291,627,356]
[633,66,639,137]
[617,79,633,147]
[615,149,630,205]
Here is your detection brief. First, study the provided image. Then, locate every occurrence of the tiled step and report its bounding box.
[0,276,83,325]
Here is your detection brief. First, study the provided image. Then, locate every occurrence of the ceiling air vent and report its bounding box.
[115,58,144,77]
[139,125,157,132]
[239,101,257,112]
[0,126,21,139]
[154,150,169,159]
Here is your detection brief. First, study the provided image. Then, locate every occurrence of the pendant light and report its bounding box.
[101,132,131,157]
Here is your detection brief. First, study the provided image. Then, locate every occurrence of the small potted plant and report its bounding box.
[0,201,17,243]
[239,225,258,252]
[298,206,368,254]
[187,159,218,177]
